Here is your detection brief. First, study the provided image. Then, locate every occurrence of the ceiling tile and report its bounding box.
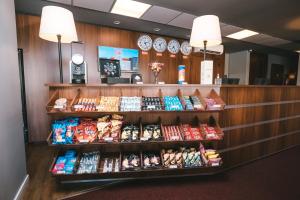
[242,34,290,46]
[46,0,71,5]
[141,6,181,24]
[168,13,197,29]
[220,23,243,36]
[73,0,115,12]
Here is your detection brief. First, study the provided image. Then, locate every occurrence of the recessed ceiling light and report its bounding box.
[111,0,151,18]
[113,20,121,25]
[226,29,259,40]
[153,28,160,32]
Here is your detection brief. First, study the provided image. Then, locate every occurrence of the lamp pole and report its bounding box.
[57,34,63,83]
[203,40,207,61]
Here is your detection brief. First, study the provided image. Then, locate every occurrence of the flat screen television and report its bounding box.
[98,46,139,73]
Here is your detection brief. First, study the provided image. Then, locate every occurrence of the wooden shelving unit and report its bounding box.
[46,84,225,182]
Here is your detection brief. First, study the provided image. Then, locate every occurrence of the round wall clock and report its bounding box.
[153,37,167,53]
[180,41,193,56]
[137,34,152,51]
[167,39,180,54]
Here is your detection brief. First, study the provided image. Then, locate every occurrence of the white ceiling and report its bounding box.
[141,6,181,24]
[45,0,292,48]
[73,0,115,12]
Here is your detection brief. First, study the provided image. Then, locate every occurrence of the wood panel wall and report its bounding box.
[218,86,300,168]
[16,14,224,142]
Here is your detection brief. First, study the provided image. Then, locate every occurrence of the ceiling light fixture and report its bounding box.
[111,0,151,18]
[226,29,258,40]
[113,20,121,25]
[296,50,300,53]
[153,28,160,32]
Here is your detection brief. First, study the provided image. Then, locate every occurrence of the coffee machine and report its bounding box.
[69,41,87,84]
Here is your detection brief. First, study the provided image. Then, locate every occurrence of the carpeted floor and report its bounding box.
[67,146,300,200]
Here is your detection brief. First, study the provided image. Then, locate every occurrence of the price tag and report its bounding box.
[158,82,165,84]
[169,165,178,169]
[140,137,149,141]
[136,82,143,84]
[104,137,113,142]
[212,104,221,108]
[78,139,89,143]
[147,105,156,109]
[171,136,179,140]
[54,105,64,109]
[56,171,66,174]
[74,105,84,109]
[211,162,220,167]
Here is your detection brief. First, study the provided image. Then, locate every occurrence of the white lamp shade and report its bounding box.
[39,6,78,43]
[190,15,222,48]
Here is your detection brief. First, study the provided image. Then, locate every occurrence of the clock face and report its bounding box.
[72,54,84,65]
[180,41,193,56]
[153,37,167,53]
[137,34,152,51]
[167,39,180,54]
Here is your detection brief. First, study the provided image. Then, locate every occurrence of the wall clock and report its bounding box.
[167,39,180,54]
[180,41,193,56]
[153,37,167,53]
[137,34,152,51]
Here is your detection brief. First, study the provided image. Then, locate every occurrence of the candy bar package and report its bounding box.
[163,96,184,111]
[73,98,98,112]
[181,96,194,111]
[102,157,120,173]
[121,125,140,142]
[142,152,161,169]
[120,97,141,111]
[97,96,120,112]
[121,153,140,171]
[142,97,163,111]
[54,98,67,111]
[52,117,79,144]
[200,124,220,140]
[162,125,183,141]
[182,124,203,141]
[161,149,183,169]
[199,143,222,167]
[73,119,98,143]
[77,151,100,174]
[182,147,202,168]
[52,150,77,174]
[97,115,123,142]
[141,124,162,141]
[190,96,205,110]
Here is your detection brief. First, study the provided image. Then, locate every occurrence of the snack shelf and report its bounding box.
[50,147,223,181]
[46,84,226,182]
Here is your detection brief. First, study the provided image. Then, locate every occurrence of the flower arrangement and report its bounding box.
[150,62,164,84]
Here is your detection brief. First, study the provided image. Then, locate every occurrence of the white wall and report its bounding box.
[0,0,27,199]
[227,50,250,84]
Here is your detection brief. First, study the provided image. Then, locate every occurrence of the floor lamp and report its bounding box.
[190,15,222,84]
[39,6,78,83]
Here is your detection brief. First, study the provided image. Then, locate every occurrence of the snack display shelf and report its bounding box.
[49,148,223,181]
[46,109,222,116]
[51,165,223,182]
[46,84,226,182]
